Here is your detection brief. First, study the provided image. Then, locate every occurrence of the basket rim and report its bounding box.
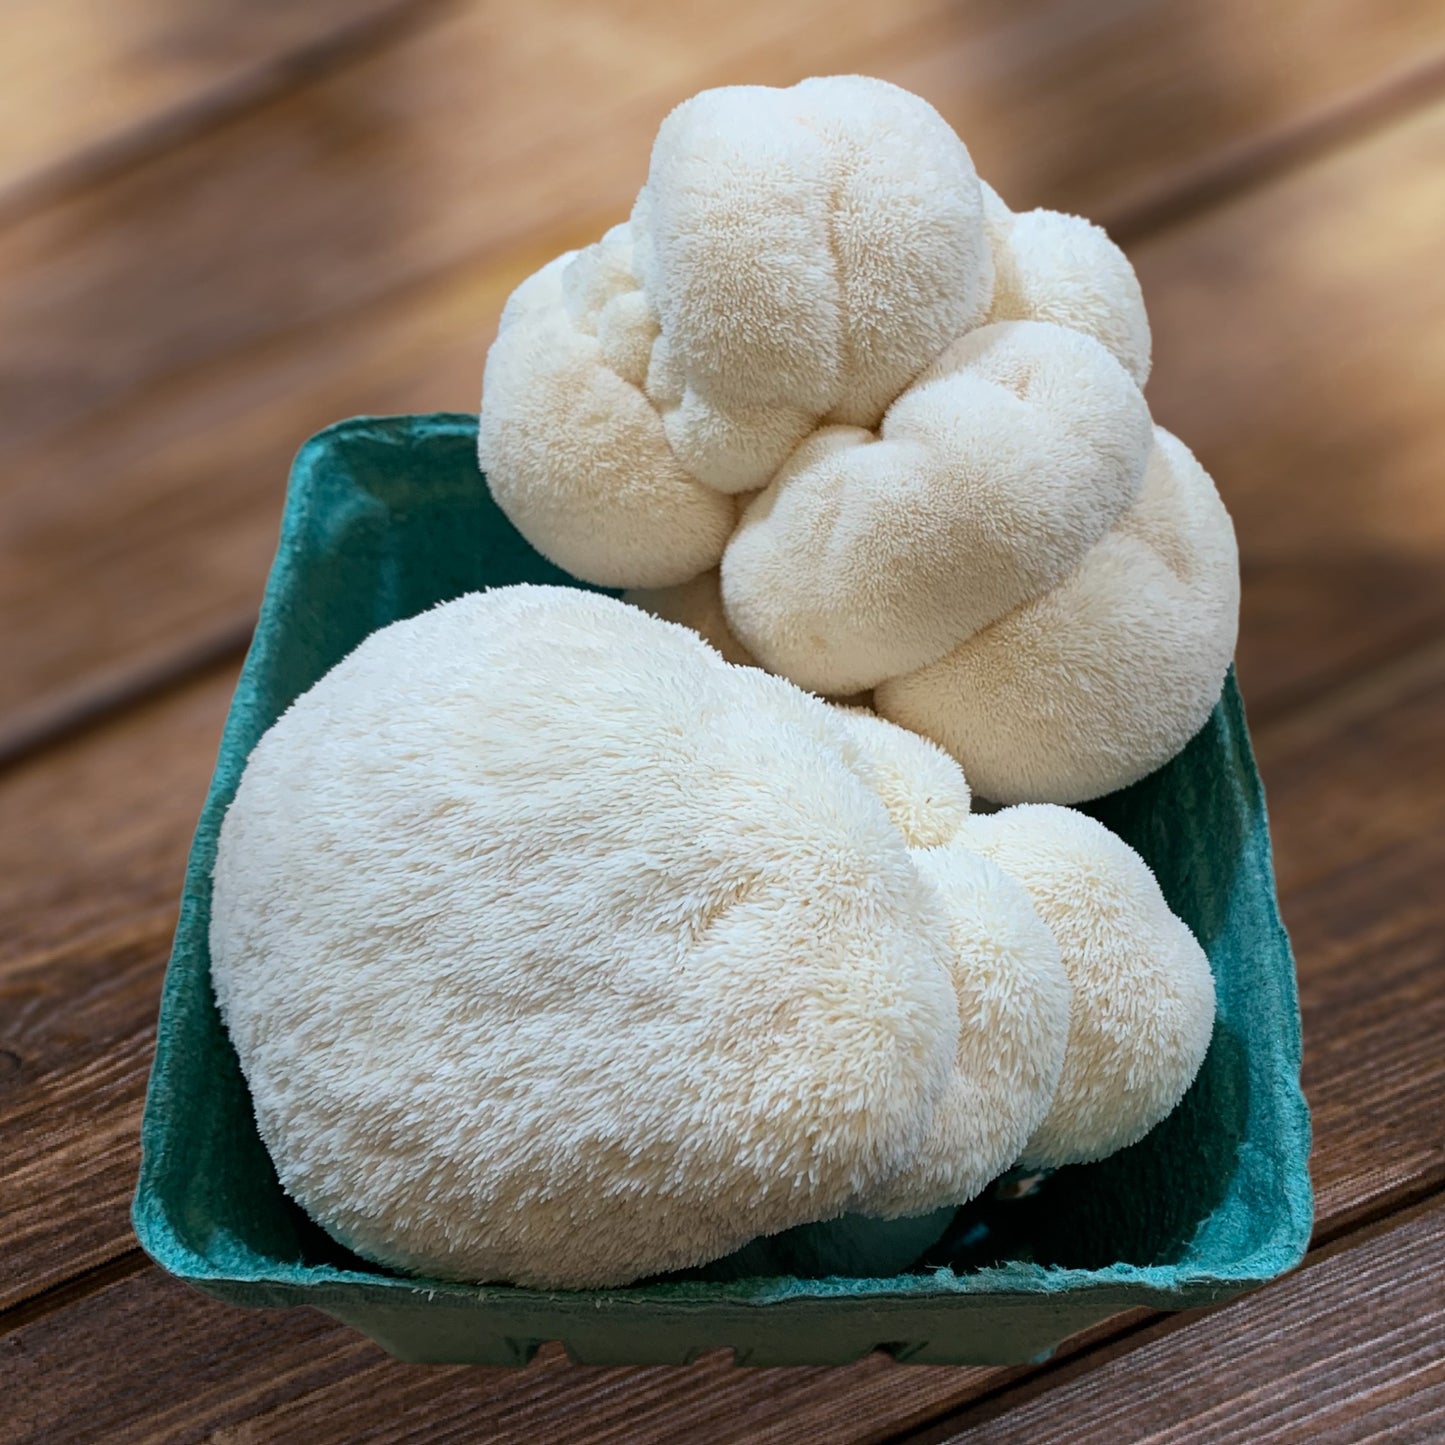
[132,412,1314,1316]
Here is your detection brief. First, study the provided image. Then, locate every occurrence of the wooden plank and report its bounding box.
[0,247,545,759]
[0,669,236,972]
[1253,641,1445,1229]
[0,930,173,1313]
[0,668,235,1308]
[1136,103,1445,718]
[909,1196,1445,1444]
[5,45,1445,745]
[2,1205,1439,1445]
[7,0,1442,466]
[1,1161,1439,1441]
[1,631,1442,1415]
[0,1266,994,1445]
[0,0,436,219]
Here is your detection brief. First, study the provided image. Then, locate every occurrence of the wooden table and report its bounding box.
[4,3,1444,1439]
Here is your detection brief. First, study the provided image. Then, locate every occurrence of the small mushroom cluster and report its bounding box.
[211,589,1214,1289]
[478,75,1239,805]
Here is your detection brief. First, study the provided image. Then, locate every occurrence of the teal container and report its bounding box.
[133,413,1313,1367]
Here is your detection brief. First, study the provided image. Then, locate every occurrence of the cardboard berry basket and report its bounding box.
[133,413,1312,1367]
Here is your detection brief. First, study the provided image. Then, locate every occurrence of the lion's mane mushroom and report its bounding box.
[209,587,1072,1288]
[960,803,1218,1167]
[479,75,1239,804]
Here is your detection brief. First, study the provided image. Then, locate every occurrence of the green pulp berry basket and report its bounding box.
[133,413,1312,1367]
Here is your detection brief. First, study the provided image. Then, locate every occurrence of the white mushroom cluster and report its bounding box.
[211,589,1215,1289]
[478,75,1239,804]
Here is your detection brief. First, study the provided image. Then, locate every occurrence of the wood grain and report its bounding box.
[0,667,235,1307]
[1138,103,1445,720]
[5,46,1445,746]
[0,0,437,219]
[1,1266,999,1445]
[0,250,545,758]
[910,1196,1445,1444]
[7,0,1442,463]
[0,929,173,1312]
[0,668,236,973]
[1254,642,1445,1228]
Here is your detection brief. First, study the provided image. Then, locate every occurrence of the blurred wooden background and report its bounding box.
[3,1,1444,1439]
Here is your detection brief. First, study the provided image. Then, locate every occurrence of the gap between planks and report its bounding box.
[877,1189,1445,1445]
[1103,47,1445,244]
[6,1174,1444,1430]
[6,45,1445,778]
[0,617,257,774]
[0,0,457,229]
[0,1251,150,1342]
